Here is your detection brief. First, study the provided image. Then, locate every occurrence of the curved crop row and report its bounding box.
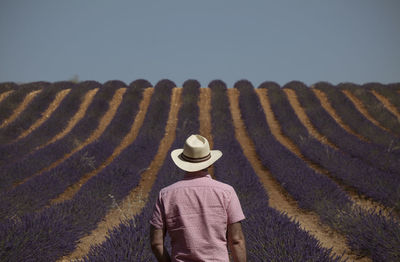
[0,80,174,261]
[237,81,400,261]
[0,82,46,129]
[1,79,399,261]
[0,83,17,104]
[370,88,400,126]
[82,80,200,262]
[288,82,400,176]
[315,82,400,153]
[209,81,343,261]
[0,80,147,221]
[0,81,97,166]
[0,82,17,92]
[372,83,400,113]
[0,83,69,144]
[237,81,350,220]
[0,83,119,193]
[82,80,341,261]
[345,83,400,135]
[267,84,400,212]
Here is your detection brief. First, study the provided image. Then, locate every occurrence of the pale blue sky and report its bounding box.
[0,0,399,87]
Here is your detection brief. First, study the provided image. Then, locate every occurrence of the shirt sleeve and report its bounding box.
[227,188,245,224]
[149,191,166,229]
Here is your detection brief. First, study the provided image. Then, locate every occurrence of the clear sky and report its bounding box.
[0,0,399,87]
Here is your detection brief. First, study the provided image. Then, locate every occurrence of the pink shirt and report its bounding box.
[150,171,245,262]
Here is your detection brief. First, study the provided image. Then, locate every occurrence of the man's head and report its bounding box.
[171,134,222,172]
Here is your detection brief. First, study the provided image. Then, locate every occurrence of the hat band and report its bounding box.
[181,153,211,163]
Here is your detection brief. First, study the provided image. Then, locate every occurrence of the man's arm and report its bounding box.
[150,224,171,262]
[227,222,247,262]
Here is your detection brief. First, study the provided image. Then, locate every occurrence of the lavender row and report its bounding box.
[371,83,400,112]
[237,80,400,261]
[0,80,147,221]
[0,82,46,130]
[288,82,400,176]
[209,81,343,261]
[0,82,119,193]
[267,84,400,212]
[315,82,400,154]
[0,82,17,97]
[345,83,400,135]
[0,80,174,261]
[0,83,68,144]
[238,82,351,214]
[83,80,340,261]
[83,80,201,261]
[0,81,96,166]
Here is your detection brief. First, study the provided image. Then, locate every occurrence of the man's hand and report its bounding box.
[227,222,247,262]
[150,224,171,262]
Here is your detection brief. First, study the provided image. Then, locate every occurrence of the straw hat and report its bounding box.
[171,134,222,172]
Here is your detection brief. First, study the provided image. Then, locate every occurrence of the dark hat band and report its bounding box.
[180,153,211,163]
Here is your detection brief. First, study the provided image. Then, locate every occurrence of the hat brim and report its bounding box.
[171,149,222,172]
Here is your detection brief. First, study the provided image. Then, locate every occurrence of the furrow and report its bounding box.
[256,88,326,173]
[0,85,94,165]
[283,88,399,215]
[256,88,391,217]
[15,89,71,141]
[38,88,98,150]
[312,88,369,142]
[198,87,214,178]
[228,88,360,261]
[14,88,125,188]
[284,89,338,149]
[342,89,397,136]
[50,88,153,204]
[40,88,126,172]
[0,89,42,129]
[371,90,400,123]
[60,88,182,261]
[78,81,200,261]
[0,90,14,104]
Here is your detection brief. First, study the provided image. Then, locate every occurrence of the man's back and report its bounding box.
[150,171,245,261]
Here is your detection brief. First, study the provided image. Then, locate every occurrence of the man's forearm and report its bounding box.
[230,240,247,262]
[151,244,171,262]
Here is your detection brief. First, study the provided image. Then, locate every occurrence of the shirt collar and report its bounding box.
[183,170,211,180]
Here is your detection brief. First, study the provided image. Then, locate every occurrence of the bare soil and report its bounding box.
[0,89,42,129]
[198,88,214,178]
[371,90,400,122]
[284,89,394,215]
[13,88,125,189]
[59,88,182,261]
[342,89,397,137]
[50,88,153,205]
[40,88,127,173]
[0,90,14,104]
[256,88,325,173]
[37,88,99,150]
[229,88,370,262]
[10,86,395,261]
[284,89,338,149]
[311,88,369,142]
[14,89,71,142]
[258,88,392,217]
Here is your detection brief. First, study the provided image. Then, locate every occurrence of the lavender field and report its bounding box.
[0,79,399,262]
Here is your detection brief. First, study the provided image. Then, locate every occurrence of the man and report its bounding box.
[150,134,247,262]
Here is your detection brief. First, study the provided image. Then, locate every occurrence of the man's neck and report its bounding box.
[183,170,209,179]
